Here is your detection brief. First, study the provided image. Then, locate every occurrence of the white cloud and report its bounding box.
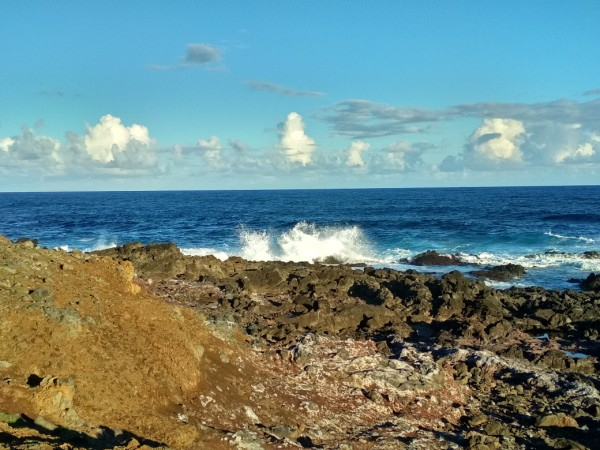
[230,139,250,152]
[197,135,221,150]
[554,142,595,163]
[346,141,370,167]
[197,136,222,168]
[279,112,316,165]
[0,137,15,152]
[0,115,159,178]
[0,127,61,164]
[84,114,153,164]
[371,141,426,171]
[470,118,525,164]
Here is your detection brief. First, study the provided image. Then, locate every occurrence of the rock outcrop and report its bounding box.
[471,263,527,281]
[0,239,598,449]
[409,250,465,266]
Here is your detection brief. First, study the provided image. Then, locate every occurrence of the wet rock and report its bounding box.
[583,251,600,259]
[471,264,526,281]
[580,272,600,292]
[410,250,465,266]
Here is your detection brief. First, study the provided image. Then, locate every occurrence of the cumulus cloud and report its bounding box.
[247,81,324,97]
[230,139,250,152]
[0,127,61,167]
[470,118,525,164]
[0,137,15,152]
[439,118,525,171]
[85,114,153,164]
[346,141,370,167]
[371,141,427,171]
[322,96,600,172]
[0,115,159,177]
[279,112,316,165]
[197,136,222,168]
[554,143,595,163]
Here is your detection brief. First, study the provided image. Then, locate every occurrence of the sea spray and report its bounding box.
[181,247,229,261]
[238,221,378,263]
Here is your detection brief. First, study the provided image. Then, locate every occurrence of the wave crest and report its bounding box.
[239,221,377,263]
[544,231,595,243]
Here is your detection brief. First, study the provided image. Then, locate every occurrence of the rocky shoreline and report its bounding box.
[1,238,599,449]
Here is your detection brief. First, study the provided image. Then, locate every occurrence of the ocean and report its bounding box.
[1,186,599,290]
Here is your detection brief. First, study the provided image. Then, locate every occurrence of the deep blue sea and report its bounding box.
[1,186,599,290]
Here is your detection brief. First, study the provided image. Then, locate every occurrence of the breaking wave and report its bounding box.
[181,247,229,261]
[544,231,595,243]
[57,239,117,253]
[457,251,600,272]
[238,221,378,263]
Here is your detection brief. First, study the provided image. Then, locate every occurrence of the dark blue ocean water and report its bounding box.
[1,186,599,290]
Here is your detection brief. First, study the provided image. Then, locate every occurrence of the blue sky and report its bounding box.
[1,1,600,191]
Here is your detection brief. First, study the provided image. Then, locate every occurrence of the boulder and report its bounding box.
[410,250,464,266]
[15,237,38,248]
[536,413,578,428]
[580,272,600,292]
[471,264,526,281]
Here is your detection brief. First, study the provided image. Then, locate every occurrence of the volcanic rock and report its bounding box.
[581,272,600,292]
[410,250,465,266]
[1,238,599,449]
[471,263,526,281]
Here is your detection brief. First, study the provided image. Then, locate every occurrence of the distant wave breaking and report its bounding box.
[544,231,595,243]
[237,221,378,264]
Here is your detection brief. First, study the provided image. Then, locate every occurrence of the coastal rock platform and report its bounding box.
[0,238,599,449]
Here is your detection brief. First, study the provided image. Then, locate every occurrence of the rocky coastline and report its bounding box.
[0,238,599,449]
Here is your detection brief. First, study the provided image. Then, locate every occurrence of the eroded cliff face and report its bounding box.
[1,238,599,449]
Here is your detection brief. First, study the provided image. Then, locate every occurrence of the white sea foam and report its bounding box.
[238,221,379,263]
[383,247,415,263]
[544,231,595,243]
[57,240,117,253]
[87,241,117,252]
[483,279,529,289]
[181,247,229,261]
[458,250,600,271]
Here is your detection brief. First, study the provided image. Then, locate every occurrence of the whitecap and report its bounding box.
[544,231,595,243]
[238,221,380,264]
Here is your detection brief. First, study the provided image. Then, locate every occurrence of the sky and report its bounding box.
[1,1,600,191]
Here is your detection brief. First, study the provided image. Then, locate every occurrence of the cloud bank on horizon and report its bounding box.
[1,2,599,190]
[3,96,598,183]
